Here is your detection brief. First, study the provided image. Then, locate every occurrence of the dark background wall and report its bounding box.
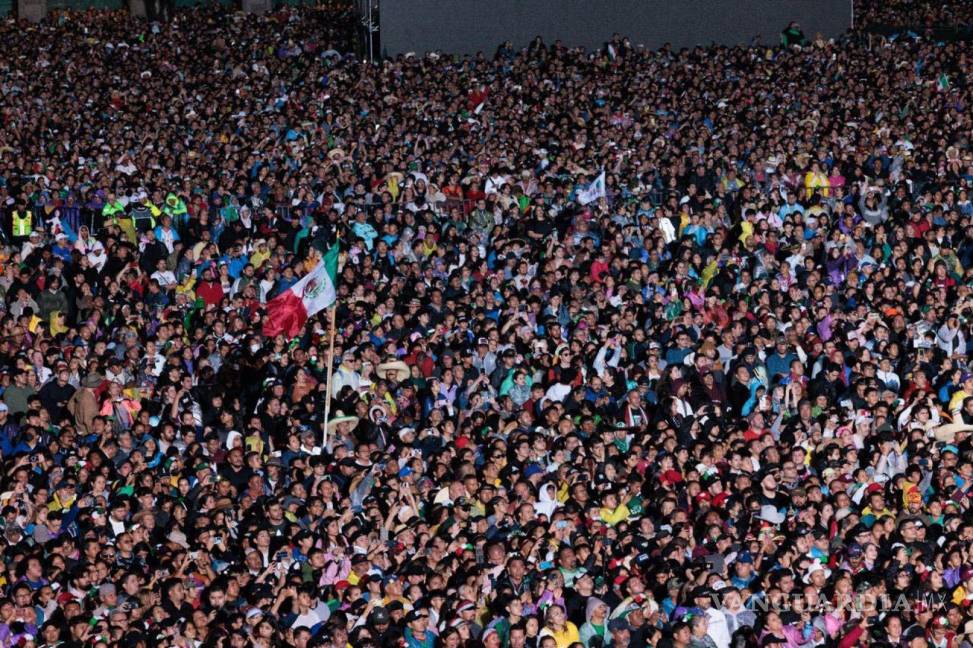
[381,0,853,56]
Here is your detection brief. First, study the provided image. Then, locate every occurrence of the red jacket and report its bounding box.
[196,280,224,307]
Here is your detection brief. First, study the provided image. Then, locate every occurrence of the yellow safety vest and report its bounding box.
[11,211,31,237]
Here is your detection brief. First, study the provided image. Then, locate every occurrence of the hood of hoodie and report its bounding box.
[534,481,559,518]
[585,597,607,625]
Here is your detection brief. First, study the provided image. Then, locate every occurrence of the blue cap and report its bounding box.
[523,464,544,478]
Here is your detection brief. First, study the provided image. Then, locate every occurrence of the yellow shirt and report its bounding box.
[246,434,265,456]
[804,171,830,197]
[739,221,754,244]
[175,274,197,297]
[542,622,580,648]
[949,389,971,413]
[598,504,630,526]
[250,250,271,269]
[861,506,894,521]
[48,493,76,513]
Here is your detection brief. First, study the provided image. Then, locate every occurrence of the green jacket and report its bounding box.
[102,201,125,219]
[781,26,806,47]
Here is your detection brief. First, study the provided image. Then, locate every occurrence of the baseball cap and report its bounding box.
[369,607,390,625]
[608,618,632,633]
[404,609,429,623]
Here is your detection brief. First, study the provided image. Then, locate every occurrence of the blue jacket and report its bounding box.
[404,629,435,648]
[766,352,796,381]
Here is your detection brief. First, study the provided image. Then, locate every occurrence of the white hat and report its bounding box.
[376,360,411,382]
[166,529,190,549]
[757,505,785,525]
[803,560,832,584]
[326,411,360,434]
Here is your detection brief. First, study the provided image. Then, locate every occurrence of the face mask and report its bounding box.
[250,344,261,354]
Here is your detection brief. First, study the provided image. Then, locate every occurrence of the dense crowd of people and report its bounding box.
[1,3,973,648]
[854,0,973,30]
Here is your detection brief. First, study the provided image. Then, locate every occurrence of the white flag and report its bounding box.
[577,170,606,205]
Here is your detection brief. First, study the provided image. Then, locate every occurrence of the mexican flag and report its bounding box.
[263,245,339,338]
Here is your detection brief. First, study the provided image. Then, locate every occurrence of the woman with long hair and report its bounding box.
[538,604,580,648]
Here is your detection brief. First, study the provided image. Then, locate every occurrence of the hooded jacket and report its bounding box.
[579,598,608,648]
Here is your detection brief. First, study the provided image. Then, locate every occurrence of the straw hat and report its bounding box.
[326,410,360,434]
[376,360,411,382]
[932,422,973,443]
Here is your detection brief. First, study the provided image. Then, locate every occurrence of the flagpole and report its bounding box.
[321,304,338,450]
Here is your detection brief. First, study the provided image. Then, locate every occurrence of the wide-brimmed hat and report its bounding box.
[932,422,973,444]
[326,411,360,434]
[376,360,410,382]
[757,505,785,525]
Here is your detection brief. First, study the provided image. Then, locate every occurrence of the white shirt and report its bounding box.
[151,269,177,288]
[705,605,731,648]
[542,382,571,406]
[332,365,361,395]
[157,227,177,253]
[34,366,53,386]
